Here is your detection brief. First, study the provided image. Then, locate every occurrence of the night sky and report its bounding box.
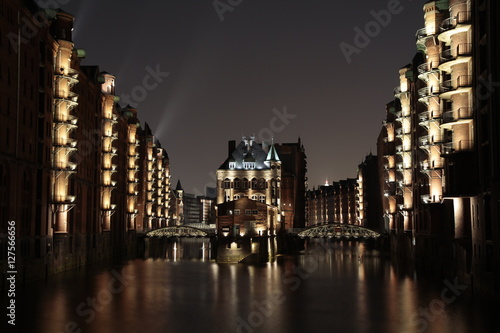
[55,0,425,195]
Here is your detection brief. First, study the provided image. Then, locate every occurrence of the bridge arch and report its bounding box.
[297,223,381,239]
[146,226,210,238]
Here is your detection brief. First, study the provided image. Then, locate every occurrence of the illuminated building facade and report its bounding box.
[356,153,383,232]
[306,178,358,226]
[377,0,500,299]
[216,137,306,235]
[0,0,172,282]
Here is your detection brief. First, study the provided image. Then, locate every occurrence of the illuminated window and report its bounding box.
[243,162,255,169]
[229,162,236,169]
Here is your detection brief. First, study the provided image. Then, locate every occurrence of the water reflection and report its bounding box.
[4,239,497,333]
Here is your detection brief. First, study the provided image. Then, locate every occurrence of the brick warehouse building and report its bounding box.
[0,0,172,284]
[216,137,306,235]
[377,0,500,300]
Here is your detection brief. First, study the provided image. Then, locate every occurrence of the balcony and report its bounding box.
[397,204,413,211]
[440,76,472,99]
[394,86,409,99]
[418,110,442,129]
[102,164,118,171]
[55,70,79,86]
[53,138,77,148]
[439,11,472,43]
[441,107,473,127]
[102,181,117,188]
[418,86,440,104]
[442,140,474,155]
[53,195,76,204]
[419,135,443,151]
[53,161,77,171]
[395,111,410,123]
[420,159,444,170]
[421,194,442,204]
[439,43,472,71]
[415,27,434,46]
[417,62,439,81]
[440,11,472,32]
[396,162,411,172]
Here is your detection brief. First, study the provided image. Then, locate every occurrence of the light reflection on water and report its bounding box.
[5,238,497,333]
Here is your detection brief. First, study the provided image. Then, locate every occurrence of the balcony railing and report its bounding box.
[421,194,442,204]
[53,195,76,204]
[418,86,441,98]
[417,62,439,75]
[442,107,473,124]
[440,11,472,32]
[420,159,444,170]
[396,162,411,170]
[442,140,474,154]
[394,86,409,99]
[441,43,472,63]
[441,75,472,92]
[418,110,441,122]
[419,135,443,147]
[53,138,77,148]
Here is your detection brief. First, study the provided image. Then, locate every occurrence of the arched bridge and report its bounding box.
[295,223,382,239]
[145,226,214,238]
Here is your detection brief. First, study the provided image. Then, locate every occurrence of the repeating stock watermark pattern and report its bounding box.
[339,0,407,64]
[55,269,135,333]
[213,0,244,22]
[229,241,328,333]
[191,105,297,196]
[8,0,73,53]
[119,65,170,108]
[409,278,468,332]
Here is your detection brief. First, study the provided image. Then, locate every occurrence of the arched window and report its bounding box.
[258,178,266,189]
[224,178,231,189]
[242,178,249,189]
[251,178,258,189]
[234,178,240,189]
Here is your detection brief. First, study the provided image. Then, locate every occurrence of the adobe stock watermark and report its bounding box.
[8,0,72,53]
[119,64,170,108]
[213,0,244,22]
[339,0,406,64]
[55,269,135,333]
[191,105,296,196]
[476,74,500,102]
[230,242,328,332]
[409,277,468,333]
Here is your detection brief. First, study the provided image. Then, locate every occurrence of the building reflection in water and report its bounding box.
[10,238,497,333]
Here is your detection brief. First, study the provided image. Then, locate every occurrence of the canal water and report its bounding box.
[3,238,498,333]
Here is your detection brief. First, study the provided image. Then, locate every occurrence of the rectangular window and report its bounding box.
[245,209,251,215]
[234,209,240,215]
[252,210,259,215]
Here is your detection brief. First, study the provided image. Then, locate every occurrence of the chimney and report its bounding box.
[228,140,236,157]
